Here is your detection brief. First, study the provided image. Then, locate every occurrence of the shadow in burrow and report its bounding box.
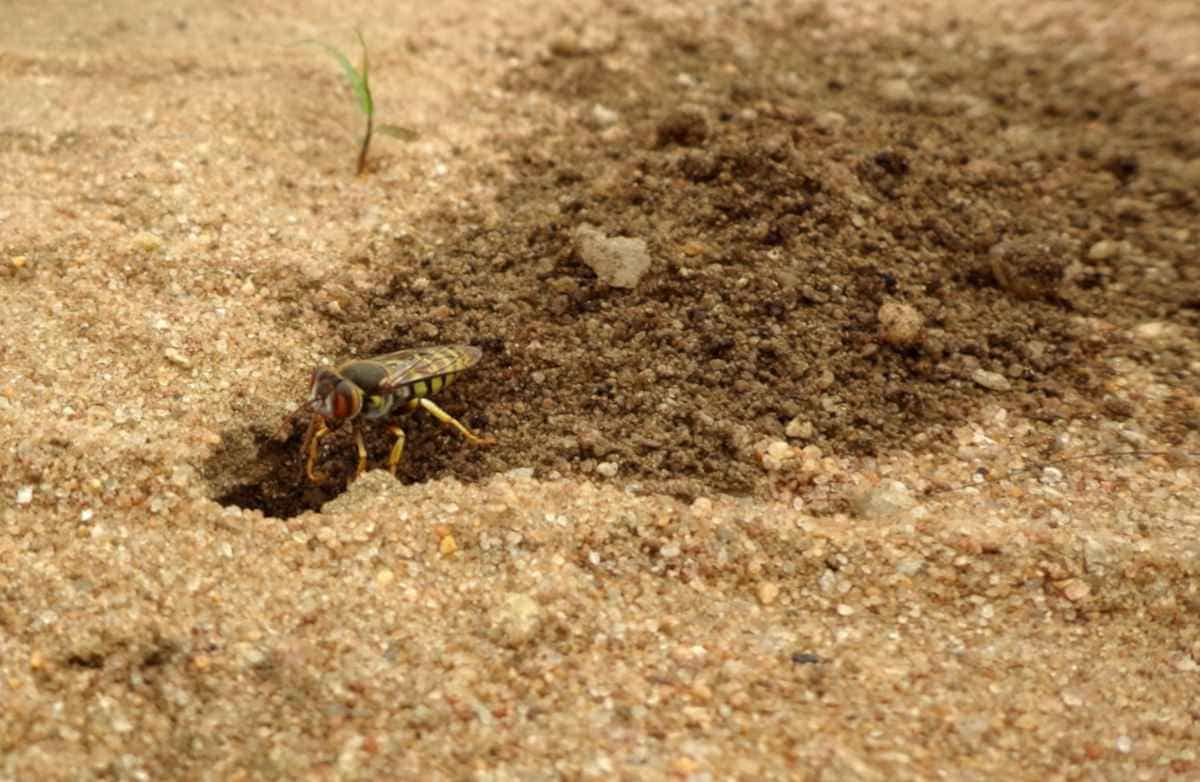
[205,351,504,520]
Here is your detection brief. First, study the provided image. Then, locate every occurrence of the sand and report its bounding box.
[2,0,1198,779]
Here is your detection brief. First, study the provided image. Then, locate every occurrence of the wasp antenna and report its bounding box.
[272,402,309,441]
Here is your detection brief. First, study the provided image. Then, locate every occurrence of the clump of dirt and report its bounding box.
[214,9,1199,517]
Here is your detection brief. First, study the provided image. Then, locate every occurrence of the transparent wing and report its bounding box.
[375,345,482,391]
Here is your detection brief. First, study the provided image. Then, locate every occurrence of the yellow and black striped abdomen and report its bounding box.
[404,371,460,401]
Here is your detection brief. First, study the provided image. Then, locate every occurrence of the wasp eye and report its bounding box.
[330,381,361,419]
[331,391,349,419]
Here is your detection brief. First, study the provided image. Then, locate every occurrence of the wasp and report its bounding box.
[298,345,495,483]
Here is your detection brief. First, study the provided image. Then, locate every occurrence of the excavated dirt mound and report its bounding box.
[213,7,1198,517]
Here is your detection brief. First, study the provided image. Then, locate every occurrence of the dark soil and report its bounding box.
[214,8,1199,518]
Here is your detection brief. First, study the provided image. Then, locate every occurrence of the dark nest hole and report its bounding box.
[208,369,501,520]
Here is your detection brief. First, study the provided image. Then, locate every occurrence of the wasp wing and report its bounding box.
[375,345,483,392]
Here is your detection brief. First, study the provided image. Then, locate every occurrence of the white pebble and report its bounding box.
[971,369,1011,391]
[16,486,33,505]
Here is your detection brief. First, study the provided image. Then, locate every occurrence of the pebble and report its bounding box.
[971,369,1011,392]
[1058,579,1091,602]
[761,440,795,471]
[590,104,619,127]
[1087,240,1119,261]
[575,225,652,289]
[1131,321,1174,341]
[877,302,925,347]
[491,593,542,648]
[785,417,814,440]
[756,582,780,606]
[814,111,847,132]
[877,78,916,105]
[132,231,163,252]
[851,481,916,520]
[16,486,33,505]
[439,534,458,556]
[596,461,619,478]
[164,348,191,368]
[895,558,926,576]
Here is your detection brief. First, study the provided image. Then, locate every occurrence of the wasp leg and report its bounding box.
[416,398,497,447]
[303,416,330,483]
[353,423,369,480]
[385,424,407,476]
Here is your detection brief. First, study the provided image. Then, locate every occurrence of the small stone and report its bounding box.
[1131,321,1175,341]
[16,486,32,505]
[851,481,916,519]
[164,348,191,368]
[757,582,780,605]
[972,369,1011,392]
[814,111,847,133]
[1041,466,1064,484]
[131,231,163,252]
[590,104,619,127]
[375,569,395,587]
[575,224,652,289]
[491,593,541,648]
[439,534,458,556]
[1115,735,1132,754]
[989,235,1068,300]
[877,302,925,347]
[596,461,619,478]
[1087,240,1118,261]
[1058,579,1091,602]
[766,441,793,461]
[785,417,814,440]
[836,604,855,616]
[761,440,795,471]
[11,255,27,269]
[878,78,916,105]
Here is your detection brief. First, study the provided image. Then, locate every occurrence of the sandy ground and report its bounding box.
[2,0,1199,779]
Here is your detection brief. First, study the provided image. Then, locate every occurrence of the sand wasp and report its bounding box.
[298,345,495,483]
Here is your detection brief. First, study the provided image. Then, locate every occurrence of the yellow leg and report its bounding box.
[353,424,368,480]
[302,416,330,483]
[417,398,496,447]
[386,424,407,475]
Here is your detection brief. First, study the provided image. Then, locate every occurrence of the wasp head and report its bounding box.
[308,368,364,421]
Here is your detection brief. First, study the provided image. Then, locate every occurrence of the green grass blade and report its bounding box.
[355,30,373,117]
[301,38,372,117]
[375,124,419,141]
